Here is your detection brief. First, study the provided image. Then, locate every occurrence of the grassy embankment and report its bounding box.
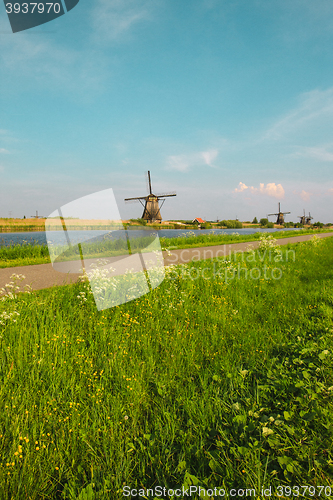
[0,219,183,233]
[0,228,332,269]
[0,235,333,498]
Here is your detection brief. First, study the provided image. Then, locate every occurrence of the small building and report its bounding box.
[192,217,205,225]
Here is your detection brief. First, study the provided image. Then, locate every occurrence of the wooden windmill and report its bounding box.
[305,212,313,225]
[268,202,291,225]
[298,209,306,225]
[30,211,45,219]
[124,171,176,223]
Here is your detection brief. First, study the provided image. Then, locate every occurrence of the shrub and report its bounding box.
[129,218,147,226]
[259,218,268,227]
[218,220,243,229]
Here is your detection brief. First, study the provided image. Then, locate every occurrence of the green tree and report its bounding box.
[260,218,268,227]
[252,217,258,224]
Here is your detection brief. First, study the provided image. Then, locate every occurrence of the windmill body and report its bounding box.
[125,171,176,223]
[268,202,291,225]
[298,209,306,225]
[141,194,162,222]
[305,212,313,225]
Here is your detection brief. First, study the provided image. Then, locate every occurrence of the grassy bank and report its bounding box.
[159,228,333,250]
[0,228,332,269]
[0,236,333,498]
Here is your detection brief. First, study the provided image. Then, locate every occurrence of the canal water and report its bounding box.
[0,227,303,247]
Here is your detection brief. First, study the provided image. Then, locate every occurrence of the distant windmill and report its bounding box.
[268,202,291,225]
[305,212,313,225]
[124,171,176,223]
[298,209,306,225]
[30,211,45,219]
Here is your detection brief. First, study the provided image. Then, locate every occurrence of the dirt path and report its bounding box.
[1,232,332,292]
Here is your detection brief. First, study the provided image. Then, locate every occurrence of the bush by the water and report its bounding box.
[218,219,243,229]
[260,218,274,228]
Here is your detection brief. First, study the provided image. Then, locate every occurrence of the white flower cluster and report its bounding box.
[258,233,278,249]
[0,310,19,326]
[0,274,30,327]
[0,273,32,301]
[77,291,88,305]
[77,254,165,310]
[258,233,282,258]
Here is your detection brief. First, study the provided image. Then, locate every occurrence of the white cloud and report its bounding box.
[91,0,159,42]
[167,155,189,172]
[259,183,285,198]
[166,149,219,172]
[234,182,285,199]
[262,87,333,142]
[300,190,311,201]
[0,148,9,154]
[201,149,218,166]
[234,182,248,193]
[293,145,333,162]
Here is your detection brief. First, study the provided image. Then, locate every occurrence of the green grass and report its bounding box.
[0,240,50,268]
[1,235,333,498]
[159,228,332,250]
[1,228,332,269]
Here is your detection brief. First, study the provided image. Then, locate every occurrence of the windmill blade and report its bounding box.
[148,171,153,194]
[157,193,177,198]
[155,190,176,196]
[124,196,147,202]
[145,171,150,195]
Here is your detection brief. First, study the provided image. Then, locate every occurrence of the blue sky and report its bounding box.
[1,0,333,222]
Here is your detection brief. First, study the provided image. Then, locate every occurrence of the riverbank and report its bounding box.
[1,232,332,291]
[0,218,188,233]
[0,228,332,269]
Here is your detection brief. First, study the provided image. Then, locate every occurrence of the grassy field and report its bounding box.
[0,235,333,498]
[1,228,333,269]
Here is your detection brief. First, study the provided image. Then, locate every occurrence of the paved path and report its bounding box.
[1,232,332,292]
